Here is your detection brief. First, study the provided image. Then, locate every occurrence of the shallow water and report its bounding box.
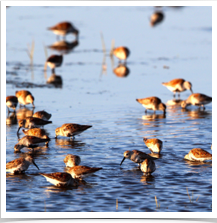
[6,6,212,212]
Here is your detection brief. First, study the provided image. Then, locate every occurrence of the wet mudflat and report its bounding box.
[6,6,212,212]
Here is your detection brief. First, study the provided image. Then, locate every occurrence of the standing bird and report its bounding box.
[136,96,166,113]
[33,110,52,121]
[6,155,39,174]
[15,90,35,108]
[47,21,79,40]
[162,78,193,98]
[111,46,130,63]
[55,123,92,139]
[40,172,78,187]
[14,135,50,152]
[120,150,157,166]
[140,159,156,176]
[6,96,18,113]
[181,93,212,110]
[143,138,163,154]
[44,54,63,74]
[17,117,52,136]
[67,166,102,181]
[184,148,212,162]
[64,154,81,168]
[150,11,164,27]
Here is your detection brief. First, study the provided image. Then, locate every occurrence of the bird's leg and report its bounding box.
[178,93,180,98]
[7,107,9,114]
[202,104,205,110]
[173,92,176,98]
[145,109,147,114]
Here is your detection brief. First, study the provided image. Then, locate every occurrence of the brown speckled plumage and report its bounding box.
[55,123,92,139]
[67,166,102,180]
[136,97,166,113]
[184,148,212,162]
[143,138,163,153]
[40,172,78,187]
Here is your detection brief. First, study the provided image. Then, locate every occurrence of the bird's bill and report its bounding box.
[190,88,193,94]
[33,160,40,170]
[17,126,21,137]
[120,157,125,166]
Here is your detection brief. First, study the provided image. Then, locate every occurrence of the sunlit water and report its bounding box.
[6,6,212,212]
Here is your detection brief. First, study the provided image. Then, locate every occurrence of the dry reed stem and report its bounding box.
[100,32,106,55]
[155,196,158,208]
[186,187,192,203]
[43,42,48,60]
[116,199,118,210]
[110,39,115,56]
[27,40,35,64]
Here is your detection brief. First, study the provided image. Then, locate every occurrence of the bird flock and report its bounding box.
[6,14,212,188]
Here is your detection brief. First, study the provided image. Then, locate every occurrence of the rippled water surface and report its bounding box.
[6,6,212,212]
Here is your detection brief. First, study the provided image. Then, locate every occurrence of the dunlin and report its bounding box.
[55,123,92,139]
[40,172,78,187]
[136,97,166,113]
[112,46,130,62]
[64,154,81,167]
[120,150,157,166]
[17,117,52,135]
[150,11,164,26]
[44,54,63,73]
[15,90,35,108]
[181,93,212,110]
[22,128,50,141]
[6,96,18,113]
[6,155,39,174]
[67,166,102,180]
[140,159,156,176]
[33,110,52,121]
[184,148,212,162]
[48,21,79,39]
[14,135,50,152]
[143,138,163,154]
[162,78,193,97]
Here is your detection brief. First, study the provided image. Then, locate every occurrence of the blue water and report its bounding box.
[6,6,212,212]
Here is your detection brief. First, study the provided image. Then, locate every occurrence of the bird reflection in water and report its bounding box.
[148,153,162,159]
[184,159,212,166]
[166,98,183,107]
[6,172,32,180]
[142,112,166,121]
[113,63,130,78]
[46,73,63,88]
[55,138,85,149]
[181,108,211,119]
[48,40,79,54]
[6,112,17,125]
[26,145,49,156]
[16,107,34,120]
[140,174,155,185]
